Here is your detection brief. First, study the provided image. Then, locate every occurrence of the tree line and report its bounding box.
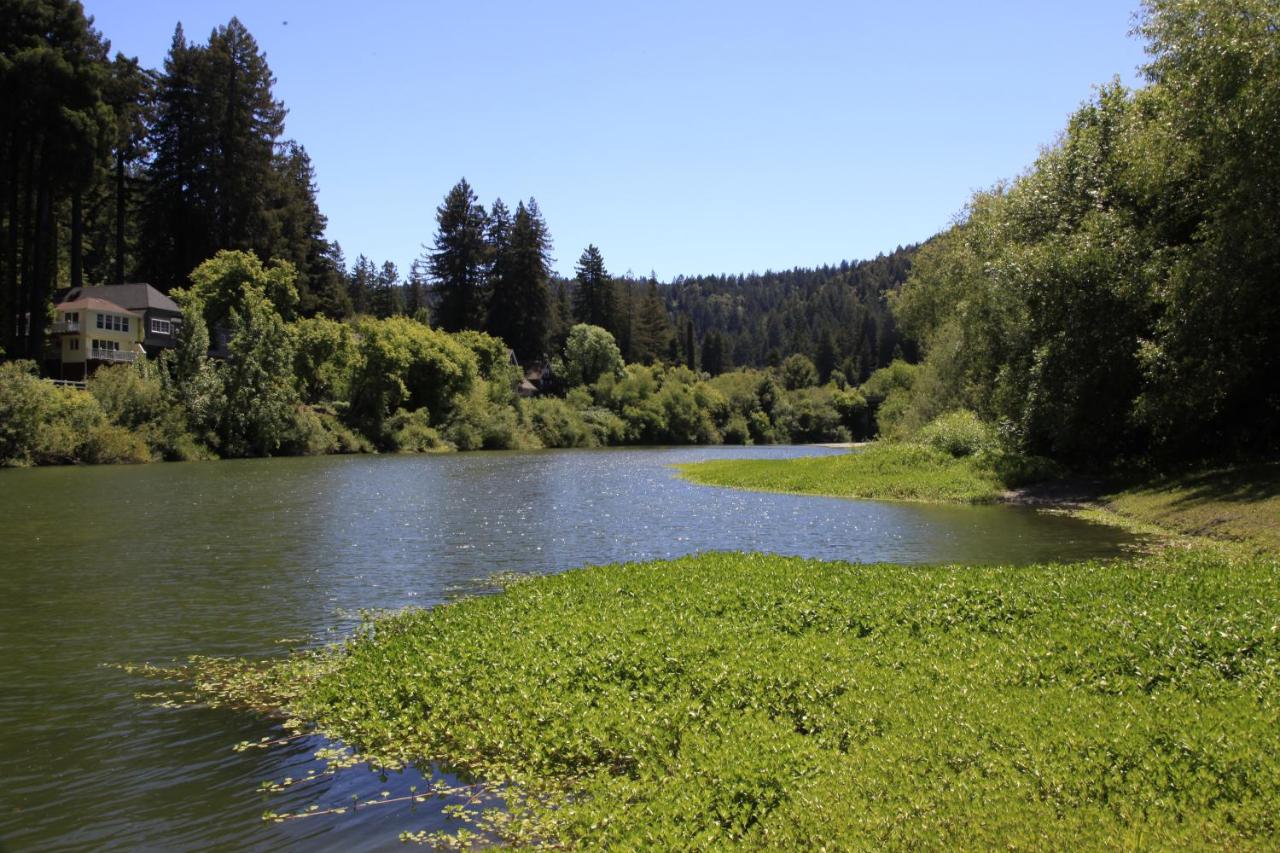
[1,0,912,389]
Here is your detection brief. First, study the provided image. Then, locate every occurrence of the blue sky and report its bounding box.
[87,1,1149,278]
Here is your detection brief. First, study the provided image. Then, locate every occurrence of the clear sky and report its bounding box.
[86,1,1149,278]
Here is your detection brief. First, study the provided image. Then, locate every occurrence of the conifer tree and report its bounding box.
[631,275,672,364]
[488,199,553,362]
[427,178,489,332]
[572,245,616,331]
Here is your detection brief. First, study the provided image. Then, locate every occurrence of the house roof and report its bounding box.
[55,296,142,317]
[57,283,180,314]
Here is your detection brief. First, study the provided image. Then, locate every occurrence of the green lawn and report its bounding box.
[676,443,1007,503]
[170,547,1280,849]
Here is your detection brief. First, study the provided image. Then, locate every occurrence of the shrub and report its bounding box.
[384,408,447,453]
[0,361,47,465]
[917,410,999,458]
[445,383,538,451]
[524,397,599,448]
[83,423,151,464]
[88,361,167,430]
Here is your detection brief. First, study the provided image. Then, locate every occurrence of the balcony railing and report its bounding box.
[50,321,80,334]
[90,348,137,363]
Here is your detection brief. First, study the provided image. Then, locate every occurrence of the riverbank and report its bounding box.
[156,543,1280,848]
[678,445,1280,552]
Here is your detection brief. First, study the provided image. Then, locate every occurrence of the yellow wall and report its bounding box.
[58,308,143,365]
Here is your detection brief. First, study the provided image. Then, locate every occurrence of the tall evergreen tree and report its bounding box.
[0,0,111,358]
[404,258,429,323]
[348,254,375,315]
[488,199,553,362]
[631,275,671,364]
[427,178,488,332]
[370,260,403,318]
[139,18,289,290]
[572,244,615,331]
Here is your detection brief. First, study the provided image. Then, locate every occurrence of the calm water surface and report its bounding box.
[0,446,1142,850]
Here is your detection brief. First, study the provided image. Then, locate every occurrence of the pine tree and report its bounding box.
[631,275,671,364]
[488,199,553,362]
[371,260,403,318]
[348,254,375,315]
[572,244,615,331]
[405,258,429,322]
[427,178,489,332]
[139,18,288,290]
[700,330,728,376]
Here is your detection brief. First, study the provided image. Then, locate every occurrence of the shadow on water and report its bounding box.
[0,446,1145,849]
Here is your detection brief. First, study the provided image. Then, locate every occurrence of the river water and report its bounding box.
[0,446,1141,850]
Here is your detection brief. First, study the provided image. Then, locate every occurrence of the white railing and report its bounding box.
[90,348,137,363]
[50,321,80,333]
[49,379,87,390]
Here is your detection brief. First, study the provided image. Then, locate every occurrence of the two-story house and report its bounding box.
[49,296,145,380]
[56,284,182,358]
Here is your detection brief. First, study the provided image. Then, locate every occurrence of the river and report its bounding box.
[0,446,1141,850]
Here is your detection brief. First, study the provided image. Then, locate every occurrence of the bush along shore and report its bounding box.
[135,538,1280,849]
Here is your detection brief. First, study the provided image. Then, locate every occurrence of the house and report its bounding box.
[49,295,145,381]
[56,284,182,358]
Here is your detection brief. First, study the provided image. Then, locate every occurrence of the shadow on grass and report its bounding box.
[1140,462,1280,507]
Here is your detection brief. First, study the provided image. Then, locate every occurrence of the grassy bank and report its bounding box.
[160,547,1280,848]
[1100,463,1280,552]
[676,442,1009,503]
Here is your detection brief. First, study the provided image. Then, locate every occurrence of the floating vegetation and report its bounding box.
[127,547,1280,848]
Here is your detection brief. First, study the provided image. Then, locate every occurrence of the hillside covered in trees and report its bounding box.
[0,0,913,391]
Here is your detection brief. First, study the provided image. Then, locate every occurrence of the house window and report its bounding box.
[150,318,172,336]
[64,312,78,323]
[69,338,79,351]
[92,339,120,352]
[120,316,129,332]
[96,313,105,329]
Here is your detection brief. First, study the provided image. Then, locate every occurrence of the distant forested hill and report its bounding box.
[661,245,919,381]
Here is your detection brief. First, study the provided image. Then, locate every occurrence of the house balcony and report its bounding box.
[90,348,137,363]
[50,321,80,334]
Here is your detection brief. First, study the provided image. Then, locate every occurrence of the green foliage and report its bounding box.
[348,316,478,437]
[681,442,1007,503]
[555,324,625,388]
[522,397,600,448]
[917,410,999,458]
[892,1,1280,464]
[285,404,374,456]
[178,249,301,328]
[444,382,537,451]
[217,287,299,457]
[780,353,818,390]
[0,362,49,466]
[289,317,359,404]
[167,546,1280,848]
[383,408,446,453]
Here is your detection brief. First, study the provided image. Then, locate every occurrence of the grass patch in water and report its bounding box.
[676,442,1007,503]
[155,547,1280,848]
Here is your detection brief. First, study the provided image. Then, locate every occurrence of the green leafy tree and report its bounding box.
[217,286,298,456]
[556,324,624,388]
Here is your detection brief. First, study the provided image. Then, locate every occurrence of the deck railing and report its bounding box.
[90,348,137,363]
[50,321,80,334]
